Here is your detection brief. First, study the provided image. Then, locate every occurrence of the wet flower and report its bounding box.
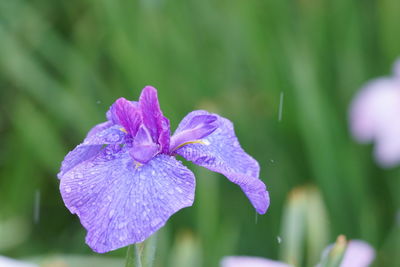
[221,240,375,267]
[58,86,269,253]
[349,59,400,167]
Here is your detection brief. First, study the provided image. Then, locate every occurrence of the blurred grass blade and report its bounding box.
[279,187,307,266]
[280,186,330,266]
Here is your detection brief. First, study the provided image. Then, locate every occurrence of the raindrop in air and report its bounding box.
[33,190,40,224]
[278,91,284,122]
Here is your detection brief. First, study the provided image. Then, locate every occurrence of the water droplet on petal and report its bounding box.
[175,187,183,193]
[118,222,127,229]
[151,217,162,228]
[109,209,115,218]
[65,186,71,193]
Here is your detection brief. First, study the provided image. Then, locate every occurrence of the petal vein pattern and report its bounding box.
[59,147,195,253]
[174,110,269,214]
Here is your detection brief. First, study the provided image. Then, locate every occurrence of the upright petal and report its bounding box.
[221,256,293,267]
[59,147,195,253]
[174,110,269,214]
[107,98,141,136]
[139,86,170,153]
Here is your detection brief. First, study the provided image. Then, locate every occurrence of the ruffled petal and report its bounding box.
[175,110,269,214]
[86,121,113,139]
[58,124,127,179]
[139,86,170,153]
[83,124,128,145]
[58,144,103,179]
[59,146,195,253]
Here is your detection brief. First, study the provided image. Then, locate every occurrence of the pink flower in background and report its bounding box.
[221,256,292,267]
[338,240,375,267]
[350,59,400,167]
[221,240,375,267]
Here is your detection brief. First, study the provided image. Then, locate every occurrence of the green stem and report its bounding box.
[125,234,157,267]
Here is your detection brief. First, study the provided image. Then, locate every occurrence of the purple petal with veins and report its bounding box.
[86,121,113,139]
[107,98,141,136]
[174,110,269,214]
[130,125,160,164]
[139,86,170,153]
[170,114,217,152]
[60,147,195,253]
[58,124,127,179]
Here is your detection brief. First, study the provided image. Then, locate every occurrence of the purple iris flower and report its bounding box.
[58,86,269,253]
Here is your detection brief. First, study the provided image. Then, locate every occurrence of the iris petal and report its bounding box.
[107,98,141,136]
[59,147,195,253]
[139,86,170,153]
[170,114,217,152]
[58,124,127,179]
[175,110,269,214]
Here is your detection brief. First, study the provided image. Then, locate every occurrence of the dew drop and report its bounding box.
[33,190,40,224]
[151,170,156,175]
[175,187,183,193]
[109,209,115,218]
[151,218,162,228]
[203,139,210,145]
[277,236,282,244]
[118,222,127,229]
[65,186,71,193]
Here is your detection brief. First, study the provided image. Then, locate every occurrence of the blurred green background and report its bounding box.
[0,0,399,266]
